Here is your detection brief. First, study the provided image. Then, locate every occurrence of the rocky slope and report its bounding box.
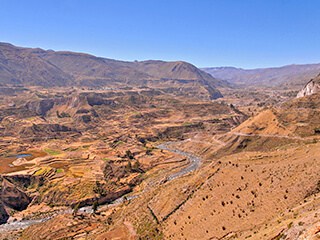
[202,64,320,89]
[297,73,320,97]
[0,42,223,100]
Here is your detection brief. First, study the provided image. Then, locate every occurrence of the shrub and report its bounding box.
[314,128,320,134]
[56,111,71,118]
[125,150,134,159]
[92,201,99,214]
[72,203,80,217]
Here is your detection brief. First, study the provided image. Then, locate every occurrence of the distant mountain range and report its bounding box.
[2,42,320,98]
[0,42,223,100]
[202,64,320,89]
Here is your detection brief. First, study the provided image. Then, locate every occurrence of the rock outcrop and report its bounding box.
[297,74,320,97]
[0,175,37,224]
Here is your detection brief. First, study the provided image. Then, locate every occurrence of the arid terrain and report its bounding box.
[0,43,319,240]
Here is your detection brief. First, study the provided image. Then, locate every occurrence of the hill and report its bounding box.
[0,43,74,87]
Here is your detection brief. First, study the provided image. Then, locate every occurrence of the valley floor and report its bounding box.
[0,88,319,240]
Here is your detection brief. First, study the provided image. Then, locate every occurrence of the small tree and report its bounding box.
[106,216,113,225]
[146,148,153,155]
[125,150,134,159]
[132,160,144,173]
[125,161,132,172]
[72,203,80,217]
[93,181,107,196]
[132,160,140,171]
[92,200,99,214]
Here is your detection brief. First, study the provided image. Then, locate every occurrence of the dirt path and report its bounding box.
[231,132,305,140]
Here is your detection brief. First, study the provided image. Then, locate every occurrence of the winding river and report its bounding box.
[157,142,201,181]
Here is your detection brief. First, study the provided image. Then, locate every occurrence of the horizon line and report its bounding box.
[2,40,320,71]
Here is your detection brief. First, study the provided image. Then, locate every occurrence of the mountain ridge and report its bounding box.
[0,42,223,100]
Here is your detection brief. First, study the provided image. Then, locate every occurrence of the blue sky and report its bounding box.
[1,0,320,68]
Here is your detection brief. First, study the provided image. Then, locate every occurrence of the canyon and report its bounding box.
[0,43,319,240]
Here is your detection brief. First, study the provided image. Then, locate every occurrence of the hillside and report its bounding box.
[202,64,320,89]
[0,43,74,87]
[9,88,319,240]
[0,43,223,100]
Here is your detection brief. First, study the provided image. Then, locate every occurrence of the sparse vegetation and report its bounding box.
[44,148,61,156]
[56,111,71,118]
[1,44,320,240]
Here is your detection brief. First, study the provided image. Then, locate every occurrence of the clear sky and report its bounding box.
[1,0,320,68]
